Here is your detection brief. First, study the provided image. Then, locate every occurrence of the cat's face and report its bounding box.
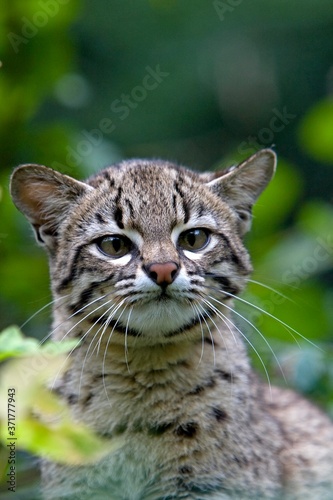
[10,150,276,345]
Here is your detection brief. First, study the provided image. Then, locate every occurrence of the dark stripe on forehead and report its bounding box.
[126,198,135,218]
[174,180,190,224]
[95,212,107,224]
[172,194,177,214]
[87,168,115,188]
[114,186,124,229]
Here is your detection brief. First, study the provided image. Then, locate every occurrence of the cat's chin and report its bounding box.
[115,300,201,341]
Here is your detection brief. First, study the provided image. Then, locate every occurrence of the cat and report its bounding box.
[10,149,333,499]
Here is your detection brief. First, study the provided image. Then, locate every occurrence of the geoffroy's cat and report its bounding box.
[10,149,333,499]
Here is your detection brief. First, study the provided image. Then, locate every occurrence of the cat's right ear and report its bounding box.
[10,165,92,250]
[205,149,276,235]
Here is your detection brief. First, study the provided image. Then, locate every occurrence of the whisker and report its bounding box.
[102,302,127,405]
[38,292,115,346]
[205,285,321,351]
[49,296,116,347]
[248,275,301,291]
[193,301,216,366]
[197,300,237,392]
[229,290,322,351]
[246,279,294,303]
[190,302,205,365]
[124,306,133,374]
[78,301,123,397]
[206,294,287,384]
[88,301,124,358]
[203,297,272,393]
[49,298,117,391]
[20,295,69,329]
[200,299,232,357]
[201,298,239,348]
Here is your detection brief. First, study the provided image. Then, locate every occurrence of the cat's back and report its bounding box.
[264,385,333,498]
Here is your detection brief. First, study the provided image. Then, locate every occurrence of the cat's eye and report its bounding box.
[178,228,210,252]
[96,235,132,258]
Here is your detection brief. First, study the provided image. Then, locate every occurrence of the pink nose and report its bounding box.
[145,261,179,286]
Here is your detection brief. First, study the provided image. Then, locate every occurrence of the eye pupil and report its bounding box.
[187,231,197,247]
[178,228,210,252]
[113,238,121,253]
[97,236,131,258]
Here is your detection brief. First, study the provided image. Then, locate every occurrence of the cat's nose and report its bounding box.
[144,261,179,287]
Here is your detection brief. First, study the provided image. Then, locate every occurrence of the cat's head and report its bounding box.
[10,150,276,345]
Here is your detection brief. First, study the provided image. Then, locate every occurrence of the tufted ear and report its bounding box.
[205,149,276,235]
[10,164,92,250]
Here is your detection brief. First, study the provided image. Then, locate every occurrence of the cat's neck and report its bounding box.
[52,309,254,440]
[53,310,251,385]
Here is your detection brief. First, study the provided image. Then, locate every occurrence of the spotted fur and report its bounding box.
[10,150,333,499]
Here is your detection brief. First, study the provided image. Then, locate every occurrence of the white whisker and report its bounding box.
[203,297,272,394]
[223,290,322,351]
[78,302,122,397]
[205,284,321,351]
[206,294,286,384]
[201,298,238,348]
[102,302,127,405]
[49,298,116,391]
[193,302,216,366]
[124,306,133,374]
[20,295,69,330]
[246,278,294,303]
[38,292,114,346]
[191,302,205,365]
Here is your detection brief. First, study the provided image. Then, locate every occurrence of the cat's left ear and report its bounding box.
[205,149,276,235]
[10,164,92,249]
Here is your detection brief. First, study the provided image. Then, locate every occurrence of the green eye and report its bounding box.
[97,235,132,258]
[178,228,210,252]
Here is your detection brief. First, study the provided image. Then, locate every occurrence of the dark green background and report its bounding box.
[1,0,333,497]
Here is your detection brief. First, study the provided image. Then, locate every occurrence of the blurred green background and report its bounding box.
[0,0,333,497]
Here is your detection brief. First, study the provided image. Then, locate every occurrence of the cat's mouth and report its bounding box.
[113,293,200,338]
[155,289,177,302]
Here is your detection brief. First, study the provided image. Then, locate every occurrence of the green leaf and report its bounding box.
[0,326,77,361]
[0,326,39,360]
[0,353,123,465]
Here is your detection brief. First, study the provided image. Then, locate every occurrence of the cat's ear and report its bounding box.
[205,149,276,235]
[10,164,92,249]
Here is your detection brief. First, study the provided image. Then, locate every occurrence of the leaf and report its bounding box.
[0,354,123,465]
[0,326,77,361]
[0,328,123,465]
[0,326,39,360]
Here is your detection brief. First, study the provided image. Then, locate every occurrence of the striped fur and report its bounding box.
[10,150,333,499]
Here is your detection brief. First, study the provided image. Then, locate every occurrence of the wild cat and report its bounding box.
[10,149,333,499]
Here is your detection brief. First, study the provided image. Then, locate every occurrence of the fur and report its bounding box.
[10,150,333,499]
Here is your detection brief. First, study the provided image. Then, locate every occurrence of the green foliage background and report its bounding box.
[0,0,333,497]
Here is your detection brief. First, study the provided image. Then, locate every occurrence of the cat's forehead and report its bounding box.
[84,161,226,236]
[88,160,198,192]
[88,161,208,216]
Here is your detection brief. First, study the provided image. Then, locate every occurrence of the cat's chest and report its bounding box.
[57,329,250,435]
[61,347,230,433]
[57,355,242,498]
